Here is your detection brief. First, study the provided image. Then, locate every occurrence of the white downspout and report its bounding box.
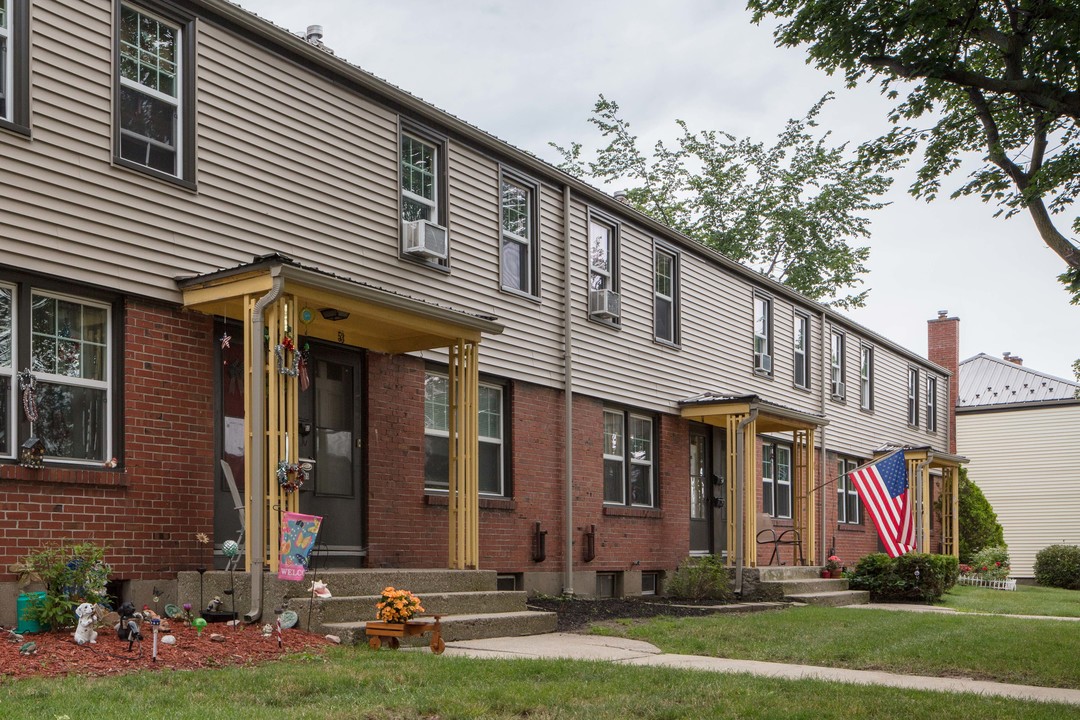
[245,269,284,624]
[819,309,828,566]
[562,184,575,596]
[915,454,932,553]
[733,408,758,597]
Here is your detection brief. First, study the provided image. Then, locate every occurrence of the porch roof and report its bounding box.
[678,392,827,433]
[873,444,969,468]
[177,254,504,353]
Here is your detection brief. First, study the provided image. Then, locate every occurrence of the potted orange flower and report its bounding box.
[375,586,424,624]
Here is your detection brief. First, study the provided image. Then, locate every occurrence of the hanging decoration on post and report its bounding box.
[219,331,232,350]
[18,370,38,423]
[275,333,300,377]
[277,460,307,493]
[298,342,311,391]
[18,370,45,468]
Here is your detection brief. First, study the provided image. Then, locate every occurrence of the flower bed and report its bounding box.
[957,575,1017,591]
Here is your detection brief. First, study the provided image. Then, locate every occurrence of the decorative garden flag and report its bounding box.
[849,451,915,558]
[278,512,322,581]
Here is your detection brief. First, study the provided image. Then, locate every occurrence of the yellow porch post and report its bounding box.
[792,428,816,565]
[447,339,480,570]
[724,413,758,567]
[904,451,933,553]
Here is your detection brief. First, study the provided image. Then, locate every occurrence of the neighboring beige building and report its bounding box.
[956,353,1080,577]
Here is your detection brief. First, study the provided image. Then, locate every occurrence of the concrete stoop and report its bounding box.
[756,566,870,607]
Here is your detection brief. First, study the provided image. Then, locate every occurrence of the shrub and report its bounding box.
[1033,544,1080,590]
[968,546,1011,581]
[667,555,734,602]
[848,552,958,603]
[957,469,1005,563]
[20,542,111,628]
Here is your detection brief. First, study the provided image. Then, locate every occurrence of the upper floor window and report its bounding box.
[0,284,12,458]
[116,4,194,183]
[603,408,654,507]
[500,172,539,296]
[753,295,773,374]
[926,376,937,432]
[400,128,449,267]
[588,215,620,323]
[836,457,861,524]
[860,345,874,410]
[793,313,810,389]
[0,0,29,132]
[654,246,679,344]
[908,367,920,426]
[762,442,791,518]
[424,372,506,496]
[830,331,846,399]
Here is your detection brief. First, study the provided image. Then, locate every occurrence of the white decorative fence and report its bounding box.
[958,575,1017,591]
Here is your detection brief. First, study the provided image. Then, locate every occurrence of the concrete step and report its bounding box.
[786,590,870,607]
[756,565,825,582]
[323,610,558,646]
[289,590,529,628]
[768,577,849,595]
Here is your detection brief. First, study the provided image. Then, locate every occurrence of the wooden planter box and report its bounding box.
[365,615,445,654]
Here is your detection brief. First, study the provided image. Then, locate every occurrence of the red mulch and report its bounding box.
[1,620,335,680]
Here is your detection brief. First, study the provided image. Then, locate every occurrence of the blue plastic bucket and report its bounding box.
[16,591,47,634]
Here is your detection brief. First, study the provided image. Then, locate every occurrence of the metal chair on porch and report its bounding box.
[219,460,246,572]
[756,512,805,566]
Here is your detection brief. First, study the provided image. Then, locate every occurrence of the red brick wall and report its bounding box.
[927,313,960,453]
[0,299,215,583]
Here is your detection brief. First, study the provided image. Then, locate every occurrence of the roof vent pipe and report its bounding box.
[305,25,323,43]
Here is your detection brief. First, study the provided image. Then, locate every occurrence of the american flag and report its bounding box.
[849,451,914,558]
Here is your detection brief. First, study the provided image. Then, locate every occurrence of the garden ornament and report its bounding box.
[116,601,143,650]
[192,617,207,636]
[73,602,99,645]
[307,580,332,599]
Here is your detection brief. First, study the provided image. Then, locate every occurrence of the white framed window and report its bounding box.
[860,345,874,410]
[926,376,937,432]
[500,172,539,296]
[117,4,187,178]
[424,372,505,496]
[762,442,791,518]
[653,246,678,344]
[0,0,28,131]
[0,283,13,458]
[603,408,655,507]
[753,295,773,374]
[0,0,10,123]
[908,367,920,426]
[29,292,112,462]
[589,217,617,291]
[793,312,809,389]
[402,132,438,224]
[831,331,846,399]
[836,457,861,524]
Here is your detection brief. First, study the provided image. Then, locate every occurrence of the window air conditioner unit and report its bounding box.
[755,353,773,373]
[589,289,621,320]
[403,220,448,260]
[833,381,846,397]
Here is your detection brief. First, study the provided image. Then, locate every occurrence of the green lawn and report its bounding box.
[939,583,1080,617]
[591,604,1080,689]
[0,647,1074,720]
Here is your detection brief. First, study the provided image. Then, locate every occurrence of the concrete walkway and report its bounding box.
[441,611,1080,707]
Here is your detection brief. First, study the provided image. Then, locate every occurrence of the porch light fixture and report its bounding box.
[319,307,350,321]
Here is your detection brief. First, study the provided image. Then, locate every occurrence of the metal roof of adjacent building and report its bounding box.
[958,353,1079,408]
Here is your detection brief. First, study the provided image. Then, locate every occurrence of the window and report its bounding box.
[653,246,678,344]
[753,295,773,374]
[762,442,791,519]
[908,368,919,426]
[830,331,846,399]
[926,376,937,432]
[116,4,194,182]
[859,345,874,410]
[0,284,12,458]
[793,313,810,389]
[603,408,654,507]
[424,372,505,496]
[641,571,659,595]
[588,214,620,322]
[0,0,28,132]
[400,128,449,266]
[500,172,539,296]
[836,457,861,524]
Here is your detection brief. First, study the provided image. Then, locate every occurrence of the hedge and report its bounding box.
[847,552,959,603]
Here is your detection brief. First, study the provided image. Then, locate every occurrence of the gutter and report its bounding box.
[819,308,828,566]
[561,184,575,596]
[733,408,758,597]
[245,269,284,624]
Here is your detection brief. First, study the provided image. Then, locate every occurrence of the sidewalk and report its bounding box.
[440,627,1080,707]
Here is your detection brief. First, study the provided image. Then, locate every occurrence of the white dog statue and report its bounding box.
[73,602,98,645]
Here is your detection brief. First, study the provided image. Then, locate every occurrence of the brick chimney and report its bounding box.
[927,310,959,453]
[1002,351,1023,366]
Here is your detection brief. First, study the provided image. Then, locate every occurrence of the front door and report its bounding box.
[689,425,713,554]
[297,344,365,567]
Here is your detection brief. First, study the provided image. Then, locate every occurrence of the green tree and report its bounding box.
[748,0,1080,304]
[956,468,1005,563]
[551,95,891,309]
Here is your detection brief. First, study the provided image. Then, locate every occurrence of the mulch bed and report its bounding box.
[0,619,334,680]
[527,596,731,632]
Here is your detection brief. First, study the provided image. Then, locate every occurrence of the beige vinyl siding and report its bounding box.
[957,404,1080,576]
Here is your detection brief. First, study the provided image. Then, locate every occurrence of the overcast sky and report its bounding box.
[241,0,1078,380]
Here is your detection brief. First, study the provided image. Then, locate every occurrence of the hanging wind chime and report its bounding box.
[18,370,45,468]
